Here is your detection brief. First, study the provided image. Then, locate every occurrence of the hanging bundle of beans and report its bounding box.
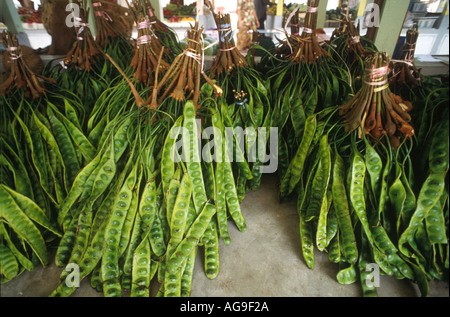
[262,0,351,197]
[48,45,241,297]
[64,3,101,72]
[92,1,120,48]
[389,24,424,98]
[0,31,54,99]
[137,0,183,61]
[127,0,170,86]
[340,52,414,149]
[328,0,377,90]
[205,8,271,194]
[209,12,248,78]
[276,46,447,294]
[1,53,99,283]
[287,100,446,297]
[286,0,329,65]
[156,22,222,107]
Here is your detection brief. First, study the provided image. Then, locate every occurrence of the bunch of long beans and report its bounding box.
[261,0,351,198]
[207,10,271,194]
[276,47,448,295]
[0,31,55,99]
[127,0,170,86]
[64,2,101,72]
[46,17,254,296]
[44,0,134,121]
[340,52,414,149]
[294,107,447,297]
[328,1,377,91]
[155,22,222,107]
[1,62,98,282]
[388,24,426,102]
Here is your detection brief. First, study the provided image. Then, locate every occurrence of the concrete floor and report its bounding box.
[1,175,448,297]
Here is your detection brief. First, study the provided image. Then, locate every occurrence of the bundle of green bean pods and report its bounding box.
[207,10,272,196]
[259,1,352,199]
[277,50,448,296]
[327,8,377,91]
[45,16,255,296]
[0,75,97,282]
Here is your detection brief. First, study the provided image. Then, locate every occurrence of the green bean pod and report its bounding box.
[297,176,315,269]
[51,207,111,297]
[161,117,183,194]
[316,193,329,252]
[47,106,80,190]
[170,173,193,243]
[166,168,182,225]
[183,101,208,214]
[130,237,152,297]
[349,151,374,246]
[215,157,231,245]
[101,164,138,297]
[224,160,247,232]
[305,135,331,222]
[138,179,158,237]
[121,212,143,289]
[0,222,34,272]
[55,211,79,267]
[327,232,341,264]
[58,152,102,228]
[389,164,407,236]
[325,201,338,247]
[428,119,449,174]
[149,208,167,258]
[332,151,358,264]
[426,199,447,244]
[203,218,220,279]
[164,172,193,292]
[358,232,378,297]
[59,201,94,280]
[180,245,198,297]
[364,140,383,198]
[90,144,117,202]
[337,263,358,285]
[0,244,19,281]
[0,185,49,266]
[118,180,141,257]
[166,202,216,274]
[281,114,317,198]
[399,172,446,257]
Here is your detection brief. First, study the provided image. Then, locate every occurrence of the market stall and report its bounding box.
[0,0,449,301]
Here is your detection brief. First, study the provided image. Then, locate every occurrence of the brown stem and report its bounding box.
[103,51,145,107]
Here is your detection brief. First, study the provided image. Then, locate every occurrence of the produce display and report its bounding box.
[0,0,448,298]
[18,6,43,24]
[163,3,197,23]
